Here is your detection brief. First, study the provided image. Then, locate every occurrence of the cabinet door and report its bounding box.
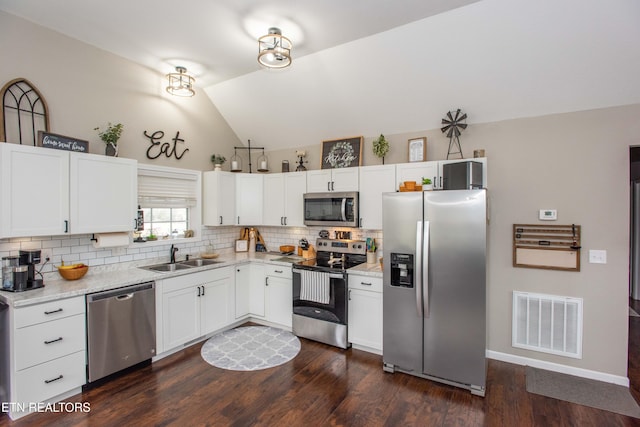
[306,169,332,193]
[266,276,293,328]
[358,165,395,230]
[69,153,137,233]
[163,287,200,350]
[235,174,263,225]
[200,277,232,336]
[396,161,439,191]
[235,265,250,318]
[348,288,383,352]
[249,264,265,317]
[331,167,359,192]
[263,173,285,226]
[283,172,306,226]
[203,171,236,226]
[0,144,69,237]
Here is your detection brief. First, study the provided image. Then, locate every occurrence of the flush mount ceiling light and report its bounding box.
[258,27,292,69]
[166,66,195,97]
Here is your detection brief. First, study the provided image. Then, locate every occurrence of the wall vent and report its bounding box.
[512,291,583,359]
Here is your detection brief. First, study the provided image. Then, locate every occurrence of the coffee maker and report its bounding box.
[18,250,44,290]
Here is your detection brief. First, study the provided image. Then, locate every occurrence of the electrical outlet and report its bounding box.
[41,248,52,263]
[589,250,607,264]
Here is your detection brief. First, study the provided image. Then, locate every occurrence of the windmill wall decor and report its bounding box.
[441,109,467,159]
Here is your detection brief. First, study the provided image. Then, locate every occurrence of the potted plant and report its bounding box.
[372,134,390,165]
[211,154,226,171]
[94,122,123,157]
[422,177,433,191]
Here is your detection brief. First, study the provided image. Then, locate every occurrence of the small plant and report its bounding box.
[422,177,432,185]
[211,154,226,165]
[372,134,390,164]
[94,122,123,156]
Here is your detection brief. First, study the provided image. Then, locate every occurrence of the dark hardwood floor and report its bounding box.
[3,314,640,427]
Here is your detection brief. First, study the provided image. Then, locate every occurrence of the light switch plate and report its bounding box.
[589,250,607,264]
[539,209,557,221]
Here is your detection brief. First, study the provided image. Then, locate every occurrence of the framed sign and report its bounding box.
[408,137,426,162]
[38,131,89,153]
[321,136,363,169]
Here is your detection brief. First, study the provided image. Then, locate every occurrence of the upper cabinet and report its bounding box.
[235,173,263,225]
[202,171,236,226]
[263,171,306,227]
[0,144,137,237]
[307,167,358,193]
[358,165,396,230]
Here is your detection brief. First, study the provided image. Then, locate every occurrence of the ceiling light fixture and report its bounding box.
[258,27,292,69]
[166,66,195,97]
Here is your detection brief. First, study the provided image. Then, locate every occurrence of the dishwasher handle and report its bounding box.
[87,281,155,303]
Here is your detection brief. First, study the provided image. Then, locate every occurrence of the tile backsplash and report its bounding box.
[0,226,383,274]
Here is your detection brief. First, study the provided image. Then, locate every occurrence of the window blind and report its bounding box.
[138,166,198,208]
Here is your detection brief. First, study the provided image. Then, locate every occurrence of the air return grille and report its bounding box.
[512,291,583,359]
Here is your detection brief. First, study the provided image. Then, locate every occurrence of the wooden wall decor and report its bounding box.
[513,224,581,271]
[321,136,363,169]
[0,78,50,145]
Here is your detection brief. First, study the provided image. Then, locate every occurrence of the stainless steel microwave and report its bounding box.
[303,192,359,227]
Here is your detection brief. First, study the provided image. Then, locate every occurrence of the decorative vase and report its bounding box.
[423,184,433,191]
[367,252,377,264]
[105,143,117,157]
[214,164,222,171]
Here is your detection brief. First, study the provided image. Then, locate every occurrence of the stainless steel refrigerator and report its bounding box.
[382,189,487,396]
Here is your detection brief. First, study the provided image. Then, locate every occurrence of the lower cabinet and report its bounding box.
[348,274,383,353]
[235,263,292,329]
[161,267,234,352]
[235,263,265,318]
[265,265,292,328]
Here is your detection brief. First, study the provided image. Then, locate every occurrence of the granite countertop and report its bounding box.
[348,262,383,278]
[0,252,305,308]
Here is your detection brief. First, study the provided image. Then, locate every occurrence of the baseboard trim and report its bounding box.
[487,350,629,387]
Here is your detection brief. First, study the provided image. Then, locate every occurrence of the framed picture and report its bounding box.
[321,136,363,169]
[38,131,89,153]
[408,137,426,162]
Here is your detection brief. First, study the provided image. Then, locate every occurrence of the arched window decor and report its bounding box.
[0,78,49,145]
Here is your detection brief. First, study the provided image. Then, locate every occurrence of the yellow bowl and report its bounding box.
[57,264,88,280]
[280,245,295,254]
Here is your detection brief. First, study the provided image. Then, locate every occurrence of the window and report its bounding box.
[141,207,189,239]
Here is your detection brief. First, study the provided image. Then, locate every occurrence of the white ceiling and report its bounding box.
[2,0,640,151]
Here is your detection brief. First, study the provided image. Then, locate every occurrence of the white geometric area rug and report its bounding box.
[201,326,300,371]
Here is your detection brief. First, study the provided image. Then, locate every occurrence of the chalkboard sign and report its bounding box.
[321,136,363,169]
[38,131,89,153]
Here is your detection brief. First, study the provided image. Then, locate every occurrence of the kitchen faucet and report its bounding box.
[170,244,178,263]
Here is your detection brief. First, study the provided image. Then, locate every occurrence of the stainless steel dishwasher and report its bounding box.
[86,281,156,383]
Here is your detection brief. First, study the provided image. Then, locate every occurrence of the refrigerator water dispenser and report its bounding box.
[390,253,414,288]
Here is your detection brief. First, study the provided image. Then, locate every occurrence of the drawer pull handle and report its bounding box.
[275,270,283,273]
[361,282,372,286]
[44,308,63,315]
[44,337,63,345]
[44,375,64,384]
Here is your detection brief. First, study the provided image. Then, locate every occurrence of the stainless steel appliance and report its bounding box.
[442,160,483,189]
[303,192,359,227]
[86,281,156,383]
[382,190,487,396]
[292,238,366,348]
[1,250,44,292]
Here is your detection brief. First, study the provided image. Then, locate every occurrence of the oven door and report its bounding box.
[303,192,359,227]
[292,267,347,324]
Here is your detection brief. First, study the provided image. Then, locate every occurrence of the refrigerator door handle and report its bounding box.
[423,220,430,318]
[415,221,424,318]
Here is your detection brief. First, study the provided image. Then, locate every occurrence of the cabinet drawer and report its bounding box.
[14,350,86,405]
[348,275,383,293]
[265,264,292,279]
[15,296,85,328]
[15,314,86,371]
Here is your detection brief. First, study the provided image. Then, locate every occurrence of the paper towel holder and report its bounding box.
[90,234,97,242]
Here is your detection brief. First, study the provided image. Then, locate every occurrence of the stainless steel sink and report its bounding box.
[140,263,193,272]
[178,258,222,267]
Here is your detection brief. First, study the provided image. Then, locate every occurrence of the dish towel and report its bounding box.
[300,270,330,304]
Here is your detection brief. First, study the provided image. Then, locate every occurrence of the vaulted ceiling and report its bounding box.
[1,0,639,150]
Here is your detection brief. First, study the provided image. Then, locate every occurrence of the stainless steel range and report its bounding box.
[292,238,366,349]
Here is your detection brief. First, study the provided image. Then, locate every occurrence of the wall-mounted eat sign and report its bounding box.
[143,130,189,160]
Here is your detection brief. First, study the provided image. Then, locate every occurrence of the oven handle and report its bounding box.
[293,268,344,279]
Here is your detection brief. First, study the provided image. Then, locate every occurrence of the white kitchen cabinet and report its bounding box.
[202,171,236,226]
[235,173,263,225]
[235,263,265,319]
[348,274,383,353]
[265,265,292,328]
[0,143,137,237]
[249,264,266,317]
[395,160,439,191]
[161,267,234,352]
[235,264,250,318]
[3,296,87,420]
[263,171,306,226]
[358,164,396,230]
[306,167,358,193]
